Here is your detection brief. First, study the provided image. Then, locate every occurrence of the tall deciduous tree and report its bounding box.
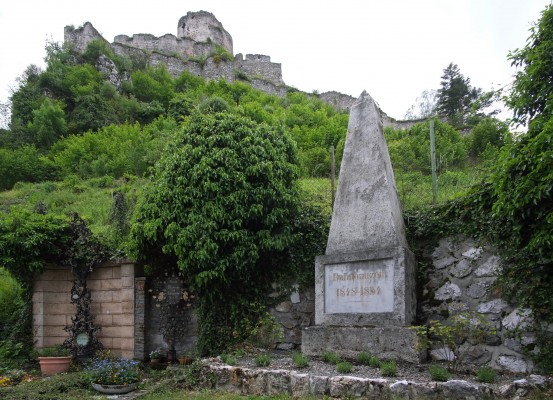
[131,111,299,354]
[404,89,438,120]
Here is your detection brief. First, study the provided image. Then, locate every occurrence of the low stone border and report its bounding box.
[206,364,551,399]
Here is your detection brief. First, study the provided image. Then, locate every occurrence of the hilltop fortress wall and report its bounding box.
[64,11,414,128]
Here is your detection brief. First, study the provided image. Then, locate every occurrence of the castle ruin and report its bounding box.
[64,11,415,128]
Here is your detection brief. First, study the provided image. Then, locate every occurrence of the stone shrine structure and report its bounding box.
[302,91,420,362]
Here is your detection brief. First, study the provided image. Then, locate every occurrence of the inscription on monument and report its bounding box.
[324,259,394,314]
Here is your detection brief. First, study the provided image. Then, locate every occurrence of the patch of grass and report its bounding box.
[429,364,449,382]
[255,354,271,367]
[369,355,382,368]
[219,354,236,366]
[336,361,352,374]
[0,372,90,399]
[322,351,341,365]
[292,352,309,369]
[380,361,397,377]
[357,351,371,366]
[476,366,496,383]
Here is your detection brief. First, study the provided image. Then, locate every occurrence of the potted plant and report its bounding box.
[84,357,141,394]
[149,348,164,364]
[37,344,72,376]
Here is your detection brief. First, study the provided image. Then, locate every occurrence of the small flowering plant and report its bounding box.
[84,357,141,385]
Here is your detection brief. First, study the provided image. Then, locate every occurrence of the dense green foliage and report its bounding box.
[508,5,553,127]
[131,112,300,354]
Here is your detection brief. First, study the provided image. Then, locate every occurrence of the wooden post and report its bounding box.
[330,146,336,209]
[429,119,438,205]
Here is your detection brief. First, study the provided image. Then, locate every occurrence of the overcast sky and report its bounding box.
[0,0,550,121]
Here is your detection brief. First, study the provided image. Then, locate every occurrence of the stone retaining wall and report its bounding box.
[270,235,542,373]
[205,363,550,399]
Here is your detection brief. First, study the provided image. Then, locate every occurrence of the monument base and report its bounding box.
[301,325,424,363]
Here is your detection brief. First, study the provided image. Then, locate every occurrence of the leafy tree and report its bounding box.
[508,4,553,127]
[385,120,467,175]
[27,99,68,149]
[468,117,511,158]
[0,145,58,190]
[131,65,175,107]
[131,112,299,354]
[436,63,482,128]
[70,94,116,133]
[9,65,44,134]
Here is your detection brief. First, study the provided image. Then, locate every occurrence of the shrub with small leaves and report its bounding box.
[357,351,371,366]
[380,361,397,377]
[255,354,271,367]
[322,351,341,365]
[292,352,309,369]
[429,364,449,382]
[369,356,382,368]
[336,362,352,373]
[476,366,496,383]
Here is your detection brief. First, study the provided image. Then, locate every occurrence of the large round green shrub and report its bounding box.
[131,111,299,354]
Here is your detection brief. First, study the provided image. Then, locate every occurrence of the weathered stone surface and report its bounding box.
[389,380,411,399]
[275,301,292,313]
[290,373,310,398]
[435,282,461,301]
[502,308,533,331]
[280,318,298,330]
[266,370,291,396]
[290,287,300,304]
[241,369,267,395]
[450,259,472,278]
[462,247,483,260]
[430,347,455,361]
[504,338,522,352]
[474,256,502,277]
[485,335,502,346]
[467,282,488,299]
[477,299,509,314]
[440,380,481,399]
[497,355,530,373]
[411,382,441,399]
[461,346,492,365]
[276,343,294,351]
[433,256,457,270]
[529,374,548,388]
[309,375,329,396]
[326,91,407,254]
[329,376,368,398]
[314,247,416,326]
[302,326,423,363]
[177,11,233,54]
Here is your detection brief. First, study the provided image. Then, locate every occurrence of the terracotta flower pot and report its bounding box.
[38,357,72,376]
[178,357,194,365]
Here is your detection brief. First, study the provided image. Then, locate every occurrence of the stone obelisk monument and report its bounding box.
[302,91,420,362]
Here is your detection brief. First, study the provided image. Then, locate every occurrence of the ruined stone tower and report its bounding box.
[177,11,233,55]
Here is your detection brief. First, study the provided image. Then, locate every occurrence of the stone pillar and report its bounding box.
[302,91,420,362]
[134,277,146,360]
